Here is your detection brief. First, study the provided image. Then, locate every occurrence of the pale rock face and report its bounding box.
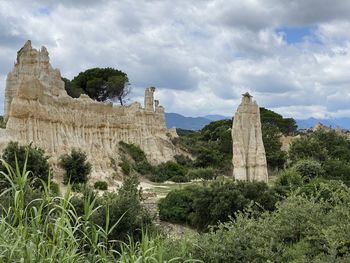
[232,93,268,182]
[1,41,183,180]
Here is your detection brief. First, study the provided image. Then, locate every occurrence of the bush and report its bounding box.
[159,180,279,230]
[323,159,350,181]
[94,181,108,190]
[59,148,92,185]
[187,168,215,180]
[150,161,187,183]
[174,154,193,166]
[275,168,304,194]
[191,183,350,262]
[159,187,196,223]
[135,160,154,175]
[292,159,324,181]
[119,157,131,175]
[0,142,51,188]
[119,141,147,163]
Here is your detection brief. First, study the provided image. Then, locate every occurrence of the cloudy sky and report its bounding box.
[1,0,350,119]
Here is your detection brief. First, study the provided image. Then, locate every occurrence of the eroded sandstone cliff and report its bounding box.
[1,40,180,179]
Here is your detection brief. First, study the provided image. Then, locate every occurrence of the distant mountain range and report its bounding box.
[165,112,350,130]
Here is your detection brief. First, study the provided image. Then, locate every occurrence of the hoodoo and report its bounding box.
[232,92,268,182]
[1,40,181,177]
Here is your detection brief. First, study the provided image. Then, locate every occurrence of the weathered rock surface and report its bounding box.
[1,40,182,179]
[232,93,268,182]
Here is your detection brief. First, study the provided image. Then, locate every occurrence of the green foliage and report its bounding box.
[150,161,188,183]
[275,168,304,194]
[119,157,131,175]
[68,67,130,103]
[187,168,215,180]
[292,159,324,181]
[159,180,279,230]
[94,181,108,190]
[0,141,51,188]
[190,182,350,262]
[118,141,153,176]
[158,187,196,223]
[289,136,328,163]
[323,159,350,184]
[262,123,287,170]
[119,141,147,163]
[174,154,193,167]
[260,107,297,135]
[59,148,92,184]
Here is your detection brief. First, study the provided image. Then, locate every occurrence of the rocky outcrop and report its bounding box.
[232,93,268,182]
[1,40,181,179]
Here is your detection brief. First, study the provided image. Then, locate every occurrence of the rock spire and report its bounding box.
[232,92,268,182]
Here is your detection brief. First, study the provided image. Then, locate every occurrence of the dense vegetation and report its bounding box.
[59,148,92,185]
[159,180,278,230]
[63,67,130,104]
[0,141,51,188]
[289,130,350,185]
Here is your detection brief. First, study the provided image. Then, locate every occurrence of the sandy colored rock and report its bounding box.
[1,40,183,180]
[232,92,268,182]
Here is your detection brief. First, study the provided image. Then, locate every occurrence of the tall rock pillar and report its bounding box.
[232,92,268,182]
[144,87,156,111]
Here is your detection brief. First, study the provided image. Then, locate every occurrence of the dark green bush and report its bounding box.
[59,148,92,185]
[292,159,324,181]
[275,168,304,194]
[0,142,51,188]
[190,183,350,262]
[151,161,187,183]
[187,168,215,180]
[135,160,154,175]
[159,187,196,223]
[174,154,193,166]
[170,175,189,183]
[159,180,279,230]
[94,181,108,190]
[119,157,131,175]
[323,159,350,181]
[119,141,147,163]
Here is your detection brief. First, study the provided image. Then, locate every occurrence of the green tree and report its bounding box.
[262,123,287,170]
[0,142,51,188]
[59,149,92,184]
[68,67,130,103]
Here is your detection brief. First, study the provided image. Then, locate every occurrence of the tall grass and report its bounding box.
[0,157,201,262]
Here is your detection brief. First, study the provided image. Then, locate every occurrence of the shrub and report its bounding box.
[59,148,92,184]
[323,159,350,181]
[0,142,51,188]
[187,168,215,180]
[119,141,147,163]
[174,154,193,166]
[135,160,154,175]
[292,159,324,181]
[275,168,304,194]
[119,157,131,175]
[158,187,196,223]
[191,183,350,262]
[151,161,187,183]
[159,180,279,230]
[94,181,108,190]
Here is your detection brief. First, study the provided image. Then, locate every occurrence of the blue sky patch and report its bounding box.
[276,26,314,44]
[35,7,50,16]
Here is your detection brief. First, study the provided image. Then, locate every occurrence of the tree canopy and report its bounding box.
[63,67,130,104]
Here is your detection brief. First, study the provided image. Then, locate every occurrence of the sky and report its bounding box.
[1,0,350,119]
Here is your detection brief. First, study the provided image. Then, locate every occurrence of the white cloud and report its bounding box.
[0,0,350,120]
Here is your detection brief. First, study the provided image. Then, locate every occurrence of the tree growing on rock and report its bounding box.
[64,67,130,104]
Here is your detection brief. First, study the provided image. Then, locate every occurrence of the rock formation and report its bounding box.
[1,40,182,179]
[232,92,268,182]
